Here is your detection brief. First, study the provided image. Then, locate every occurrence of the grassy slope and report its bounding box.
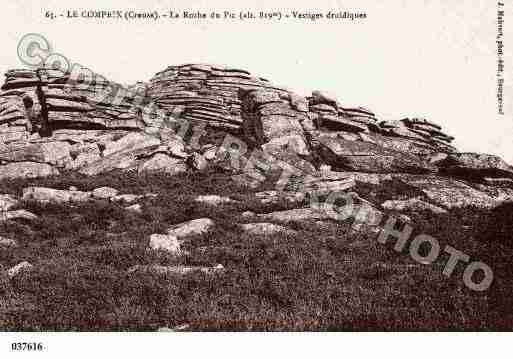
[0,170,511,331]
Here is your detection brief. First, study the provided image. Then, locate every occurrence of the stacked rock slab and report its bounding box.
[146,64,290,132]
[378,118,456,153]
[0,68,150,178]
[308,90,379,134]
[0,70,36,143]
[0,68,143,134]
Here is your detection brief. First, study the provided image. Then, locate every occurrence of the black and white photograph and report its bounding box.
[0,0,511,357]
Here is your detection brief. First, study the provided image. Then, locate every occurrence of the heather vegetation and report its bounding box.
[1,170,510,331]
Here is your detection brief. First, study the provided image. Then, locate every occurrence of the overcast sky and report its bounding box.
[1,0,511,163]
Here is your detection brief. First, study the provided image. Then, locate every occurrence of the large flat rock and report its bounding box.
[0,161,59,181]
[395,174,499,209]
[318,135,437,174]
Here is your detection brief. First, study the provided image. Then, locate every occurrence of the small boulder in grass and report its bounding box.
[194,195,235,205]
[0,236,17,247]
[239,223,297,236]
[167,218,215,239]
[138,153,188,175]
[125,203,142,214]
[7,261,33,278]
[0,210,39,222]
[129,264,224,275]
[149,234,182,255]
[381,197,448,215]
[241,211,256,218]
[92,187,119,200]
[112,194,140,204]
[22,187,91,203]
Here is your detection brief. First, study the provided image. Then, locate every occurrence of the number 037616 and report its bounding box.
[11,342,45,351]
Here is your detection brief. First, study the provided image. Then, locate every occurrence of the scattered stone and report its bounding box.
[381,197,448,214]
[254,191,306,205]
[241,211,256,218]
[112,194,141,204]
[128,264,224,275]
[138,153,188,175]
[0,162,59,181]
[194,195,235,205]
[167,218,215,239]
[0,236,17,247]
[258,208,330,223]
[22,187,91,204]
[7,261,33,278]
[148,234,182,255]
[125,203,142,213]
[239,222,297,235]
[0,210,39,221]
[92,187,119,200]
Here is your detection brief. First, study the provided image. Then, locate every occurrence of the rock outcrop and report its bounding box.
[0,63,511,211]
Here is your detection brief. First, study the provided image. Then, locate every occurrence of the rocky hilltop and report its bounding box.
[1,63,513,331]
[0,63,511,210]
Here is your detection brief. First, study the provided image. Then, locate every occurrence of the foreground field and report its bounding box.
[0,170,511,331]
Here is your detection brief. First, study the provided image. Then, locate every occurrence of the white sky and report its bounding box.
[1,0,512,163]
